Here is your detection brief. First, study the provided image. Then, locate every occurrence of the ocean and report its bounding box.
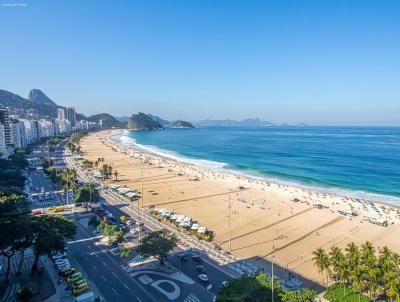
[114,126,400,206]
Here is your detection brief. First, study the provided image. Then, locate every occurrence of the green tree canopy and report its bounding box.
[75,183,99,209]
[137,229,177,265]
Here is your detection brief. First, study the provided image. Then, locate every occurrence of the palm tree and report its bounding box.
[330,246,347,296]
[367,267,382,302]
[313,247,331,285]
[346,242,360,273]
[61,168,77,204]
[114,170,119,181]
[351,265,366,302]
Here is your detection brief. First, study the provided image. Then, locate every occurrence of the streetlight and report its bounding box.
[228,192,232,252]
[271,255,275,302]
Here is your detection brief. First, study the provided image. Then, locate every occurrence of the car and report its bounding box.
[178,254,189,261]
[125,220,133,226]
[52,252,67,260]
[57,263,71,271]
[196,265,206,273]
[72,282,89,296]
[55,258,69,264]
[67,272,82,284]
[136,221,144,226]
[72,278,87,288]
[198,274,209,282]
[56,260,70,268]
[192,255,202,263]
[60,267,76,276]
[129,228,138,234]
[56,260,70,267]
[48,206,56,211]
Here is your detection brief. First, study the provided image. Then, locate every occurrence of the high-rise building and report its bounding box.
[0,106,12,149]
[0,123,7,158]
[10,119,24,149]
[57,108,66,120]
[66,107,76,127]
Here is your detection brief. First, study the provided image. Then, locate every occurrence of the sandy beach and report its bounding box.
[78,129,400,284]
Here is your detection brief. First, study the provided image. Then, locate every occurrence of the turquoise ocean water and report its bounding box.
[114,127,400,206]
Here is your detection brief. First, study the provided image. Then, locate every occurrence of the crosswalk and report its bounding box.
[0,283,20,302]
[78,217,90,228]
[0,249,35,276]
[30,200,63,209]
[183,293,202,302]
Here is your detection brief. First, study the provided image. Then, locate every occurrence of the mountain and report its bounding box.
[0,89,59,118]
[115,116,130,123]
[87,113,123,128]
[171,120,194,128]
[147,114,171,126]
[127,112,164,131]
[196,118,275,127]
[28,89,58,107]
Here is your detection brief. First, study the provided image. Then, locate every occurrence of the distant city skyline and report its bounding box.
[1,1,399,126]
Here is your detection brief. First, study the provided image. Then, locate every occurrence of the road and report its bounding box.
[67,213,157,302]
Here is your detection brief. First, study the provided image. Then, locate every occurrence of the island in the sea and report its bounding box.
[127,112,164,131]
[170,120,195,128]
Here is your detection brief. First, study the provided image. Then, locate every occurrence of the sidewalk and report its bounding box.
[42,257,72,302]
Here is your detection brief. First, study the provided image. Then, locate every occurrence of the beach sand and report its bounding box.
[79,129,400,284]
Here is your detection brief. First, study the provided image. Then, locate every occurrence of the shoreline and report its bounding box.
[114,129,400,210]
[79,129,400,284]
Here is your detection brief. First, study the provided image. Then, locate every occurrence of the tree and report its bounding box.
[329,246,346,296]
[281,288,317,302]
[75,183,99,210]
[0,191,31,283]
[120,247,131,258]
[137,229,177,265]
[350,265,366,302]
[60,168,77,204]
[113,170,119,181]
[31,215,76,272]
[313,247,331,285]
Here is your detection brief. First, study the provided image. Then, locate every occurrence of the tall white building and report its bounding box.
[57,108,66,120]
[10,119,25,149]
[18,119,33,145]
[56,119,71,134]
[0,123,7,158]
[0,106,12,153]
[66,107,76,128]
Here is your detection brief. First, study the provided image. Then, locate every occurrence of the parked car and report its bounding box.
[52,252,67,260]
[198,274,209,282]
[60,267,76,276]
[72,282,89,296]
[67,272,83,284]
[196,265,206,273]
[192,255,202,263]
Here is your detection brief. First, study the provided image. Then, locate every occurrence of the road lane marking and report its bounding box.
[122,283,130,290]
[112,287,118,295]
[87,244,92,249]
[101,275,107,282]
[102,261,108,267]
[92,265,97,271]
[83,255,89,261]
[112,272,118,278]
[137,298,143,302]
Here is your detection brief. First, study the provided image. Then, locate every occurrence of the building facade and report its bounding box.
[66,107,76,128]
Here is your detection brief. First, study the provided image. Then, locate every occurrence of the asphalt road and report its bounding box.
[67,214,157,302]
[100,195,230,297]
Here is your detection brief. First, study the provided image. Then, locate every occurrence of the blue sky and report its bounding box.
[0,0,399,125]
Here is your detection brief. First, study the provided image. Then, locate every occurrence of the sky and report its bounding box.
[0,0,399,125]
